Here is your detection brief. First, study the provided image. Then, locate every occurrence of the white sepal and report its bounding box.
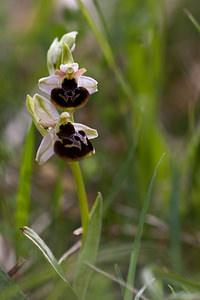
[34,94,59,122]
[36,129,56,165]
[26,95,47,137]
[47,37,60,75]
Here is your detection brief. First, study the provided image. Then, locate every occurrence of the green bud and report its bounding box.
[61,31,78,51]
[47,31,78,75]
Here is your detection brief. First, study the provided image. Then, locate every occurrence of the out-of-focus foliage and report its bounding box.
[1,0,200,298]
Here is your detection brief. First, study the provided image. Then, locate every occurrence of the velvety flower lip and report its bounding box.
[38,63,98,110]
[53,122,95,162]
[31,94,98,164]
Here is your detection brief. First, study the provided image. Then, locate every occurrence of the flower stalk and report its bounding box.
[69,162,89,244]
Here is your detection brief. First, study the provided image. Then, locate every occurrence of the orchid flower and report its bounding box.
[26,94,98,165]
[38,63,98,110]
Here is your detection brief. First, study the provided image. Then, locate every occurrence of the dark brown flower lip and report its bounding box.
[54,122,95,162]
[54,135,94,162]
[51,77,90,110]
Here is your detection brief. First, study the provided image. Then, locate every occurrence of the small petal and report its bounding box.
[55,69,66,77]
[34,94,59,122]
[74,68,87,79]
[60,63,79,73]
[39,75,62,95]
[78,76,98,94]
[36,129,56,165]
[73,123,98,139]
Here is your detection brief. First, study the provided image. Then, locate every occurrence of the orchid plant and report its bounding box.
[24,32,103,300]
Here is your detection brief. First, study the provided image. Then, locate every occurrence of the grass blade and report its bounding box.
[153,268,200,293]
[103,130,140,217]
[169,160,182,273]
[114,264,126,297]
[76,0,114,66]
[92,0,113,49]
[184,9,200,33]
[15,122,35,229]
[0,266,28,300]
[124,153,165,300]
[85,262,148,300]
[76,0,137,109]
[73,192,103,299]
[20,226,77,300]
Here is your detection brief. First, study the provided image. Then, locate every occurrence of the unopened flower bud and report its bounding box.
[47,31,78,75]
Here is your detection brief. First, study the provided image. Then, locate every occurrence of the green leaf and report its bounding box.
[124,153,165,300]
[15,123,35,237]
[20,226,77,300]
[0,266,28,300]
[73,192,103,299]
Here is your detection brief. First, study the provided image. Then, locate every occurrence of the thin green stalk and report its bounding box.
[103,128,140,217]
[76,0,139,112]
[124,153,165,300]
[169,159,182,274]
[184,9,200,33]
[92,0,113,50]
[114,264,126,297]
[69,162,90,243]
[15,122,35,254]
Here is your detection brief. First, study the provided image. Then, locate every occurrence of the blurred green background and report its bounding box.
[1,0,200,299]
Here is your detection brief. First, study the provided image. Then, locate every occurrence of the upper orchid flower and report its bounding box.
[26,94,98,165]
[38,63,98,110]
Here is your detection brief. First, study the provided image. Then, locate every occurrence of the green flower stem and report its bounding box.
[69,162,90,244]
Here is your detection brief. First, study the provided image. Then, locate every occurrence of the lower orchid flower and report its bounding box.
[38,63,98,110]
[26,94,98,165]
